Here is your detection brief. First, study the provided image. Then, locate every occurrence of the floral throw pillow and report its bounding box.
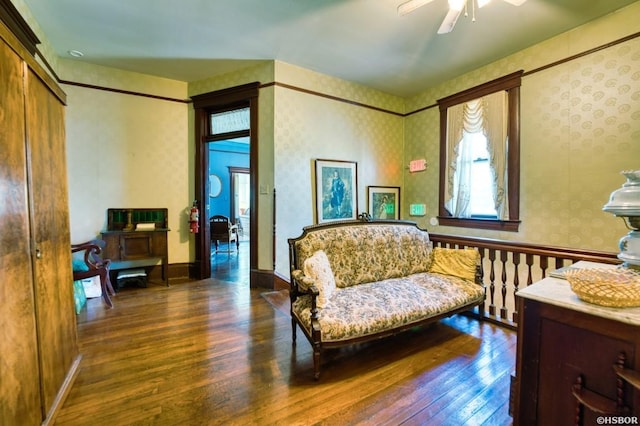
[429,247,479,281]
[302,250,336,308]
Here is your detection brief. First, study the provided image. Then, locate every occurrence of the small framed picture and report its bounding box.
[368,186,400,220]
[314,159,358,223]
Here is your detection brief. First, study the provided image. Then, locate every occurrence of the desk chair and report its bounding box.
[71,240,116,308]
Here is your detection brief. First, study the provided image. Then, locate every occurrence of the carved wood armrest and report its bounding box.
[71,241,104,271]
[71,239,115,307]
[291,270,320,315]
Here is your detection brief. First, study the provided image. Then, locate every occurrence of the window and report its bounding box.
[458,130,497,218]
[210,107,250,135]
[438,71,523,231]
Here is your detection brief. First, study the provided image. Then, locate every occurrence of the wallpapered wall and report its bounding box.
[189,62,276,270]
[188,61,406,274]
[60,60,191,263]
[404,2,640,255]
[12,0,640,277]
[13,0,197,265]
[61,60,278,267]
[272,62,405,276]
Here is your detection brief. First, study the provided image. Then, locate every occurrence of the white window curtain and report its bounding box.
[444,102,465,216]
[482,91,509,220]
[444,92,509,220]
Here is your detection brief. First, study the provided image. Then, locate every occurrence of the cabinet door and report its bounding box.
[0,34,42,425]
[537,318,634,425]
[120,233,153,259]
[25,65,78,418]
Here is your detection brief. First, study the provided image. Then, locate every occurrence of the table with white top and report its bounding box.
[512,261,640,425]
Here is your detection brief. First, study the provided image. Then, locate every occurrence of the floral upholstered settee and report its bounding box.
[288,219,485,379]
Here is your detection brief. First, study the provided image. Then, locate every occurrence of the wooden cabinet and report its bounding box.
[0,9,79,425]
[102,208,169,284]
[513,262,640,425]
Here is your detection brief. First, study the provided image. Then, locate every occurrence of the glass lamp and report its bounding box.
[603,170,640,270]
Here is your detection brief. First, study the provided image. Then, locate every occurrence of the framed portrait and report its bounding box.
[314,159,358,223]
[368,186,400,220]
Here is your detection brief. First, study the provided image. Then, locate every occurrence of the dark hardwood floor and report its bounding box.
[55,243,516,425]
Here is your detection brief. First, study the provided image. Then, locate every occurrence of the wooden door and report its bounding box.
[25,65,78,418]
[0,33,42,424]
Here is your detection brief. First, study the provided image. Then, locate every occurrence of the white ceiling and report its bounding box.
[22,0,638,97]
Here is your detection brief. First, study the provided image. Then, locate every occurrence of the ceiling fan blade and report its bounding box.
[502,0,527,5]
[437,8,462,34]
[397,0,436,16]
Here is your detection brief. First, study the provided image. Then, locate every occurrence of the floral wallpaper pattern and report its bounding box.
[11,0,640,274]
[404,3,640,254]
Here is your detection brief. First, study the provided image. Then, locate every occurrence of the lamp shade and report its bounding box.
[603,170,640,216]
[603,170,640,269]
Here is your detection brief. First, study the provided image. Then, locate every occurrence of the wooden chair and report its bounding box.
[210,215,239,253]
[71,240,116,308]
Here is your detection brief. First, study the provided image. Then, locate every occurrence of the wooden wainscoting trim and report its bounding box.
[252,269,275,289]
[273,271,291,291]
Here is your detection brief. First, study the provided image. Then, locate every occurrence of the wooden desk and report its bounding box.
[102,208,169,285]
[101,229,169,285]
[513,262,640,425]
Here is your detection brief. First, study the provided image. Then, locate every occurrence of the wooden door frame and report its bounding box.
[192,82,259,286]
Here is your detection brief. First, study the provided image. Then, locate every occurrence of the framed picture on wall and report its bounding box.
[314,159,358,223]
[368,186,400,220]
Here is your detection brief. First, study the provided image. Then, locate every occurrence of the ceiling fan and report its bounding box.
[398,0,528,34]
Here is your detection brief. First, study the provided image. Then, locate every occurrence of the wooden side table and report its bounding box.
[513,261,640,425]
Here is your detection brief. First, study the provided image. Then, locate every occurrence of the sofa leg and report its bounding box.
[313,346,321,380]
[291,318,297,345]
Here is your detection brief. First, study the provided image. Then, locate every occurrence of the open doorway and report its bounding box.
[209,166,251,283]
[192,83,259,286]
[208,140,249,281]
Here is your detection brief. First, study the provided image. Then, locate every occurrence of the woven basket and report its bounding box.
[566,267,640,308]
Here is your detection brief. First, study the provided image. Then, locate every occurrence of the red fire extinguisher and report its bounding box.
[189,201,199,233]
